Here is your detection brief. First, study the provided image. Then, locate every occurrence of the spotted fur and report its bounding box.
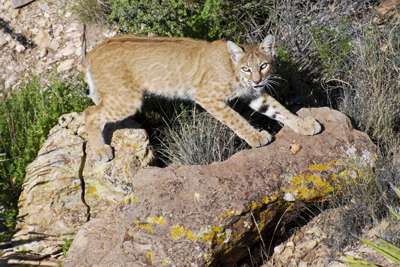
[83,35,321,161]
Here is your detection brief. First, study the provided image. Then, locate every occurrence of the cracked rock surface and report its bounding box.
[11,112,154,259]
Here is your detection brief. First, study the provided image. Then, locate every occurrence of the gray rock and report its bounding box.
[0,36,8,47]
[12,112,154,256]
[34,31,51,48]
[39,3,51,11]
[60,45,76,57]
[4,77,17,90]
[15,44,25,53]
[57,59,74,72]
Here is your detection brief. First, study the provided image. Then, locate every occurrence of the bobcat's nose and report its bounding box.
[253,79,262,85]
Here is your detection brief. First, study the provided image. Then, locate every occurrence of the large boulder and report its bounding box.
[63,107,378,267]
[12,112,154,257]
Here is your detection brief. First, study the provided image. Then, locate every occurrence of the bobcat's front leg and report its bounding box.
[195,97,272,148]
[249,94,321,135]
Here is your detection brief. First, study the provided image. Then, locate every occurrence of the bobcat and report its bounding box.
[83,35,321,162]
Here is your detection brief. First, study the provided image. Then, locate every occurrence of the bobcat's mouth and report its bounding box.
[252,84,265,91]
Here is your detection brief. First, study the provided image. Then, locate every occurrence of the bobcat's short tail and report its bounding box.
[81,23,95,98]
[85,64,96,98]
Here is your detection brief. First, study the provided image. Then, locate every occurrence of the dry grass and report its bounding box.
[156,106,246,166]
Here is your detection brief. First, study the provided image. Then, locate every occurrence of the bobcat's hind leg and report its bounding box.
[84,95,143,162]
[249,94,321,135]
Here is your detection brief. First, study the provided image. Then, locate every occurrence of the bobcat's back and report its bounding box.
[84,35,236,101]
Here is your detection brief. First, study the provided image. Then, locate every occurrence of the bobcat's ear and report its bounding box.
[227,41,245,63]
[260,35,275,57]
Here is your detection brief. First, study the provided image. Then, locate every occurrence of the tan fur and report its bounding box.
[83,35,321,161]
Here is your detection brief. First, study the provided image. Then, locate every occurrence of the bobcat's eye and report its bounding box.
[242,66,251,72]
[260,63,268,70]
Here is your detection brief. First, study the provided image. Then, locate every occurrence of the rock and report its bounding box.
[3,14,11,21]
[38,48,47,58]
[12,113,154,257]
[36,18,50,28]
[34,31,51,48]
[63,108,378,267]
[53,25,63,38]
[4,77,17,90]
[274,244,285,254]
[46,57,59,65]
[0,36,8,48]
[11,9,19,19]
[49,40,60,51]
[297,240,318,250]
[57,59,74,72]
[377,0,400,17]
[279,247,294,263]
[11,0,35,9]
[60,45,76,57]
[15,44,25,53]
[39,3,51,11]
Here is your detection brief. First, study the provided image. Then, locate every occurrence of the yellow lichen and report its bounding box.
[281,172,334,200]
[135,222,152,231]
[146,252,153,261]
[171,225,187,240]
[147,216,165,225]
[187,230,198,241]
[309,164,330,171]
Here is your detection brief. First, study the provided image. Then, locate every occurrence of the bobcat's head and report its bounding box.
[227,35,276,93]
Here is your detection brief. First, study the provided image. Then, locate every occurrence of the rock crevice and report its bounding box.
[11,112,154,259]
[78,140,90,222]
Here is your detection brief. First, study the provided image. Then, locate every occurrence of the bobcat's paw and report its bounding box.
[248,131,273,148]
[296,117,322,136]
[91,144,114,162]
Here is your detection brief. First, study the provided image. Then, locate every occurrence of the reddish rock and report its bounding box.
[63,107,377,267]
[377,0,400,18]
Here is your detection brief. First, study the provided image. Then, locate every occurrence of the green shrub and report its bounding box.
[108,0,272,41]
[62,238,73,257]
[0,72,92,238]
[310,18,353,79]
